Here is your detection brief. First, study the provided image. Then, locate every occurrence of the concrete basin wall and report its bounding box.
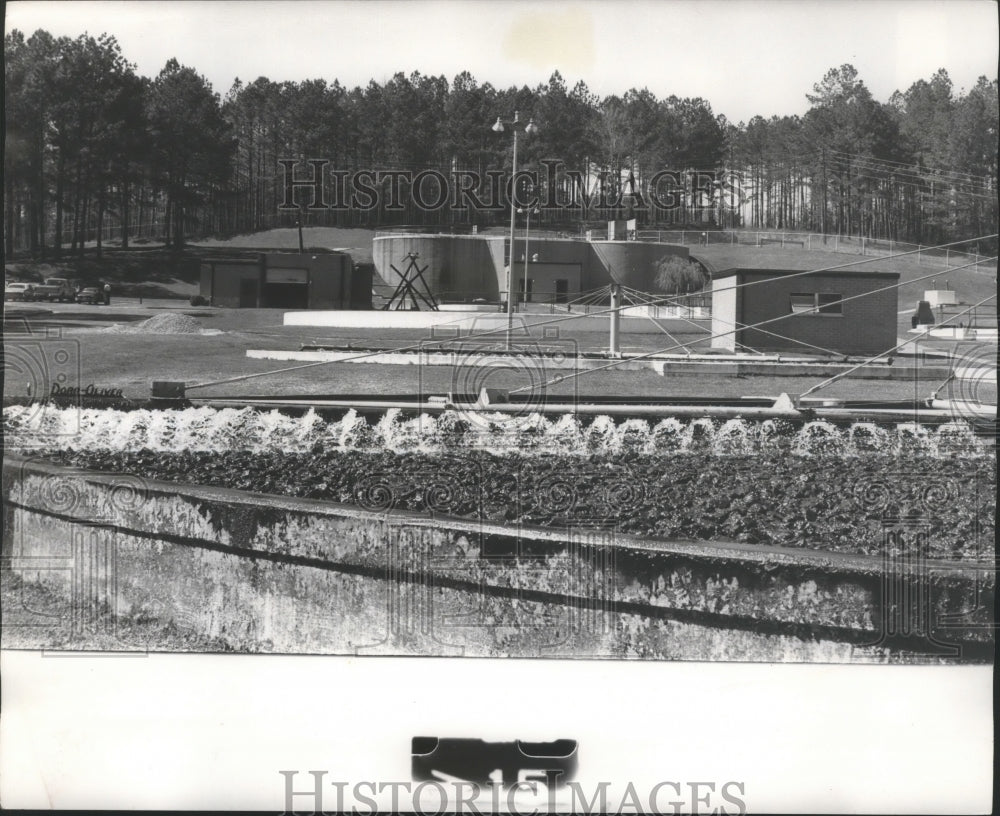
[372,234,690,302]
[373,234,506,300]
[3,455,991,660]
[588,240,689,290]
[282,308,701,332]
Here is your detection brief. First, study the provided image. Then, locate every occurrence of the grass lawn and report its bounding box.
[10,226,994,334]
[6,228,993,404]
[4,305,954,403]
[188,226,999,337]
[193,226,378,263]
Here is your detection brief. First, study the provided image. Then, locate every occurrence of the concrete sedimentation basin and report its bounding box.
[3,454,992,660]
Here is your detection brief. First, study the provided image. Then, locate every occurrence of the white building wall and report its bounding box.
[711,275,737,350]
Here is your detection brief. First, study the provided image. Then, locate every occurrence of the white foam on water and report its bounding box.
[848,422,891,454]
[2,404,992,458]
[584,415,620,454]
[547,413,585,453]
[933,421,983,456]
[684,417,717,452]
[650,417,687,452]
[617,418,652,454]
[793,420,848,457]
[374,408,415,452]
[714,418,756,456]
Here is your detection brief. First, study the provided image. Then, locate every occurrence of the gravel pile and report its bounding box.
[103,313,218,334]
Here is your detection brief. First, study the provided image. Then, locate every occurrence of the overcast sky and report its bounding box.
[5,0,998,122]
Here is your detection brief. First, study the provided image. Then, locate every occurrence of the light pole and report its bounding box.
[517,202,540,306]
[492,110,537,349]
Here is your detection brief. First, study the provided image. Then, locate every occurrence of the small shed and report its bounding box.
[199,251,371,309]
[710,268,900,356]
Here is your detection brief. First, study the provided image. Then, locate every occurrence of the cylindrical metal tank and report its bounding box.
[373,234,690,301]
[373,235,505,302]
[587,241,689,291]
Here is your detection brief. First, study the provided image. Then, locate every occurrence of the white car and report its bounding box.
[4,282,37,301]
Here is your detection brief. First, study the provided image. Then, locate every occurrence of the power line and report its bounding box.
[826,160,996,195]
[732,152,996,196]
[786,144,996,186]
[824,148,995,185]
[818,170,999,203]
[731,147,996,187]
[833,161,995,190]
[700,232,998,303]
[510,254,996,395]
[188,232,996,392]
[620,284,844,357]
[798,292,998,398]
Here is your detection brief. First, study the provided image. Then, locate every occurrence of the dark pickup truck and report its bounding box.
[32,277,81,302]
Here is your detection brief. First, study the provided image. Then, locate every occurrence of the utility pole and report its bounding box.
[821,147,827,243]
[492,110,537,349]
[729,143,734,230]
[609,283,622,357]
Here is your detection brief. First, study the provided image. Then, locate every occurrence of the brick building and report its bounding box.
[710,268,900,356]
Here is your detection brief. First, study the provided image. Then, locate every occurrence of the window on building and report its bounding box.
[790,293,816,314]
[789,293,843,315]
[817,293,843,314]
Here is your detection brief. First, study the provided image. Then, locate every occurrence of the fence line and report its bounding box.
[371,225,997,273]
[13,213,999,276]
[627,228,996,271]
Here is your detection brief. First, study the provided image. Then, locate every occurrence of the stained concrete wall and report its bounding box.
[373,235,506,301]
[3,455,990,660]
[587,241,688,291]
[373,235,689,302]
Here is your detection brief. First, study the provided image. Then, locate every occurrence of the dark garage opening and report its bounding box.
[262,282,309,309]
[239,278,259,308]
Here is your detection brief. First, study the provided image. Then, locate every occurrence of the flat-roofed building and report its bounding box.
[199,251,371,309]
[710,268,900,356]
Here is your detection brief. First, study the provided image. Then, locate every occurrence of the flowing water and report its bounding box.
[3,404,992,458]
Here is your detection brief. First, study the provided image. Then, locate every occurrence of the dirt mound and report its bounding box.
[103,313,218,334]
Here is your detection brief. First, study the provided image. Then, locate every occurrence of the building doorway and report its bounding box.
[555,279,568,304]
[263,267,309,309]
[239,278,259,308]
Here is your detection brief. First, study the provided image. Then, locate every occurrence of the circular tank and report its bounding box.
[373,234,690,301]
[373,235,505,302]
[587,241,689,291]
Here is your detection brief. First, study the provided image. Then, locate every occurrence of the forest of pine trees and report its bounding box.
[5,28,998,257]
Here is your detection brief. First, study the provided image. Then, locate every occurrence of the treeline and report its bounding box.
[5,30,231,256]
[4,28,998,258]
[734,66,998,249]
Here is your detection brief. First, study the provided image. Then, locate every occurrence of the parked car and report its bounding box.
[76,287,105,305]
[5,282,37,301]
[32,277,80,302]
